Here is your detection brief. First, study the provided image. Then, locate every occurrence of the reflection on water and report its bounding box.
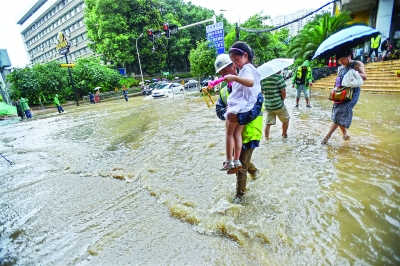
[0,89,399,265]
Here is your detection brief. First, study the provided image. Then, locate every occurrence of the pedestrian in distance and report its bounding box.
[321,48,367,144]
[367,35,381,63]
[381,38,390,61]
[123,86,128,102]
[292,60,313,108]
[89,92,95,104]
[214,53,263,203]
[15,99,25,119]
[261,71,290,139]
[222,42,262,175]
[356,47,364,62]
[20,97,32,118]
[54,94,65,113]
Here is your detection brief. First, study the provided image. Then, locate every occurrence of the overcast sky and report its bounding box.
[0,0,330,68]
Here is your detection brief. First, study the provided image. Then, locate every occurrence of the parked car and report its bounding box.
[152,83,184,98]
[200,77,212,87]
[151,78,159,83]
[184,80,198,88]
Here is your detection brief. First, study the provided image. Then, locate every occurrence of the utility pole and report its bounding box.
[135,33,145,87]
[64,54,79,106]
[220,10,240,41]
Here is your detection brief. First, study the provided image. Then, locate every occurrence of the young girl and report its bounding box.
[223,42,261,173]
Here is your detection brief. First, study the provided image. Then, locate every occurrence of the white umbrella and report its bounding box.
[258,58,295,80]
[94,87,101,91]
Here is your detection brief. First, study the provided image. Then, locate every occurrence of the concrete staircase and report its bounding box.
[313,59,400,93]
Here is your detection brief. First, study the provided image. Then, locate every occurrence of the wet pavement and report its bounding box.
[1,87,399,265]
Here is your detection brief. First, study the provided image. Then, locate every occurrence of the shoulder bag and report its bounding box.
[328,86,354,104]
[329,62,362,104]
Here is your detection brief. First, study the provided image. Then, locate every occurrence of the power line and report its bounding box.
[239,0,340,34]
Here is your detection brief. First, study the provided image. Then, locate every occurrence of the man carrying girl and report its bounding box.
[222,42,262,174]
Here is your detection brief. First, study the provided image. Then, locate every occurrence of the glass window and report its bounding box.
[66,13,70,19]
[71,9,75,16]
[79,20,83,27]
[77,35,82,42]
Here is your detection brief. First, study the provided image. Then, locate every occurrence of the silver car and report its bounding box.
[152,83,184,98]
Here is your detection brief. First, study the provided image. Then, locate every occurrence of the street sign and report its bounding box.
[163,72,169,75]
[206,22,224,55]
[56,32,71,55]
[60,63,75,67]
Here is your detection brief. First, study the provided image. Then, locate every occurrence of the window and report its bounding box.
[77,35,82,42]
[66,13,70,19]
[79,20,83,27]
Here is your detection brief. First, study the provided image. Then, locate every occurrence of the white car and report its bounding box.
[152,83,184,98]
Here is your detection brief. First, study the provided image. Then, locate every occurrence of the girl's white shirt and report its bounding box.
[226,63,261,115]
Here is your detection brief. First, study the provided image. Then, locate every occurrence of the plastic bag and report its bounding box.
[341,69,363,87]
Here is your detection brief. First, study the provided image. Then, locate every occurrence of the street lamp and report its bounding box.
[220,9,240,41]
[135,33,144,87]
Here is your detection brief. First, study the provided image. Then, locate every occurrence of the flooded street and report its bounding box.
[1,86,399,265]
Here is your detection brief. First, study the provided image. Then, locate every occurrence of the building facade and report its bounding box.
[334,0,400,50]
[271,9,313,37]
[270,7,332,37]
[16,0,93,66]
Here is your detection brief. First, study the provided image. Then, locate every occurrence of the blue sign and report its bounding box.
[206,22,224,55]
[118,68,126,76]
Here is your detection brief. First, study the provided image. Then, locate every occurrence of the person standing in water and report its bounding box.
[54,94,65,113]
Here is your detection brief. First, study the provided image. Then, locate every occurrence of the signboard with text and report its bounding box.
[56,32,71,55]
[206,22,224,55]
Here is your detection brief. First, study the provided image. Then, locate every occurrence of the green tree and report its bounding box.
[85,0,165,75]
[189,40,217,79]
[224,12,289,65]
[72,57,122,96]
[287,11,355,61]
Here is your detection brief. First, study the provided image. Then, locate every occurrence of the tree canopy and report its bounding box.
[287,11,355,63]
[6,58,125,104]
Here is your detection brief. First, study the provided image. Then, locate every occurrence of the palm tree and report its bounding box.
[287,11,355,61]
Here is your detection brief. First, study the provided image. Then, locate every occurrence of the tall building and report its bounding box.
[271,7,333,37]
[16,0,93,66]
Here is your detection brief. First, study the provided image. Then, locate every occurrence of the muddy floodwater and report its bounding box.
[1,87,399,265]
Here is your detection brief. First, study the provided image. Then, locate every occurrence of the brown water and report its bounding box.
[1,87,399,265]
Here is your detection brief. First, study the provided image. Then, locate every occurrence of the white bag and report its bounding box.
[341,69,363,87]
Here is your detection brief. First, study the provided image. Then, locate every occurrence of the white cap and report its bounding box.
[214,54,233,74]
